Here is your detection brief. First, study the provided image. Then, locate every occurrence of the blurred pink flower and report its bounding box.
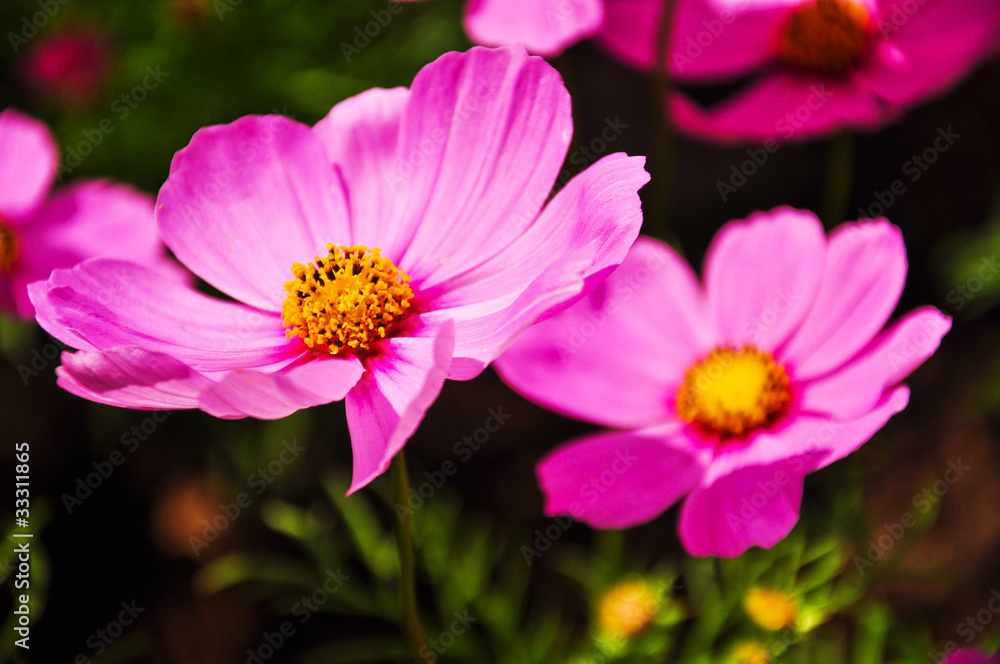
[496,207,949,557]
[597,0,1000,142]
[29,46,649,494]
[944,650,1000,664]
[0,108,175,319]
[400,0,604,56]
[19,28,111,109]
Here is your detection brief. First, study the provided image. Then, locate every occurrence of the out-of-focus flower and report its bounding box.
[943,649,1000,664]
[0,108,177,319]
[18,27,111,110]
[598,0,1000,142]
[497,207,950,557]
[400,0,605,56]
[151,476,225,557]
[731,641,771,664]
[596,577,660,637]
[743,587,797,630]
[30,46,649,494]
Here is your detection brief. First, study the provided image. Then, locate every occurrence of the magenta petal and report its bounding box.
[704,207,825,349]
[495,237,714,429]
[678,456,806,558]
[799,307,950,419]
[464,0,604,56]
[157,115,352,311]
[198,354,365,420]
[864,0,1000,108]
[344,324,456,494]
[537,424,710,529]
[0,108,57,220]
[780,221,907,379]
[805,385,910,470]
[394,46,572,283]
[312,87,411,254]
[31,259,297,372]
[57,347,214,410]
[420,153,649,380]
[942,650,1000,664]
[12,180,174,318]
[671,71,891,144]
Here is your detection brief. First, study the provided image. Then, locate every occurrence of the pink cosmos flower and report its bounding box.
[29,46,649,494]
[19,28,111,110]
[495,207,949,557]
[0,108,175,319]
[943,650,1000,664]
[400,0,605,57]
[598,0,1000,142]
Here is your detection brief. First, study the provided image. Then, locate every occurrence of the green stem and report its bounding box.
[648,0,678,240]
[822,131,853,228]
[391,452,431,663]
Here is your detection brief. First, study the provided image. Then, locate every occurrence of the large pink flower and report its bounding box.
[495,207,949,557]
[29,46,649,494]
[944,650,1000,664]
[400,0,605,57]
[598,0,1000,142]
[0,108,174,319]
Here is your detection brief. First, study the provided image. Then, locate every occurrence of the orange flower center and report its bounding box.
[779,0,872,73]
[281,245,413,357]
[676,346,792,438]
[0,218,19,272]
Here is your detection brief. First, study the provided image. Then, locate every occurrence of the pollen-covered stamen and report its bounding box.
[0,218,19,273]
[675,346,792,438]
[779,0,872,73]
[281,244,414,357]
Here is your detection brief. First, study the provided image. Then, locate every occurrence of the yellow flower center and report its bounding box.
[675,346,792,438]
[0,218,19,272]
[732,641,772,664]
[743,587,798,631]
[597,578,660,638]
[779,0,872,73]
[281,244,413,357]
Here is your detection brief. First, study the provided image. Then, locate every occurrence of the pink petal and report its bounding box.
[312,87,411,255]
[537,423,710,529]
[30,259,298,372]
[416,153,649,379]
[942,650,1000,664]
[703,207,826,350]
[464,0,605,56]
[599,0,799,80]
[779,220,906,379]
[198,354,365,420]
[57,347,215,410]
[805,385,910,470]
[494,236,714,429]
[678,455,806,557]
[863,0,1000,108]
[157,115,352,311]
[344,323,455,494]
[392,46,573,285]
[11,180,176,318]
[0,108,56,220]
[670,70,893,144]
[798,307,950,419]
